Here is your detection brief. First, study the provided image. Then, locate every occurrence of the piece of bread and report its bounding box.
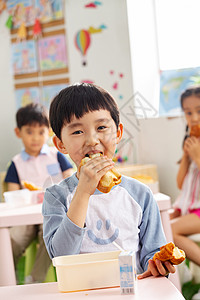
[190,124,200,137]
[21,180,42,191]
[153,242,185,265]
[80,153,121,193]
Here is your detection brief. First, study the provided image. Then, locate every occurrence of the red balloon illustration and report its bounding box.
[75,29,91,66]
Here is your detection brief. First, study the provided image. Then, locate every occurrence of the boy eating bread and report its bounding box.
[42,83,176,278]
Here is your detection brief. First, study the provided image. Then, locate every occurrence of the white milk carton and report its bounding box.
[118,250,137,294]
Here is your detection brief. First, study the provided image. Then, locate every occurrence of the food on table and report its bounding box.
[21,180,42,191]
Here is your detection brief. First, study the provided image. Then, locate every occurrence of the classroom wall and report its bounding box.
[0,1,134,174]
[0,12,22,172]
[0,0,183,202]
[138,117,185,202]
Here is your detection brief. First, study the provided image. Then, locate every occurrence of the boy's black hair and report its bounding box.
[16,103,49,129]
[50,83,120,140]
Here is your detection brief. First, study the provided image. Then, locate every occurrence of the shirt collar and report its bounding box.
[21,144,50,161]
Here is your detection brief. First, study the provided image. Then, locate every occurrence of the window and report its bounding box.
[155,0,200,70]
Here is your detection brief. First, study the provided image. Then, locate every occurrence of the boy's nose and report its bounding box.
[85,132,99,146]
[32,134,39,141]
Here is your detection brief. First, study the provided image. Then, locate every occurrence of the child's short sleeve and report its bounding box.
[57,152,73,171]
[4,161,20,184]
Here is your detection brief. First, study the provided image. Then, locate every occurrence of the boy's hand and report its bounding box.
[137,259,176,280]
[77,155,115,196]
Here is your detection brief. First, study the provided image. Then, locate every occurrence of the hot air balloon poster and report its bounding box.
[38,35,68,71]
[75,29,91,66]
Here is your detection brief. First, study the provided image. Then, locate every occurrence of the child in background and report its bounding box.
[170,87,200,267]
[5,103,73,283]
[42,83,176,279]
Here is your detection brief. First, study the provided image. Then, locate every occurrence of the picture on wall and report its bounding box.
[159,67,200,117]
[15,87,40,109]
[7,0,64,27]
[38,35,68,71]
[11,40,38,74]
[35,0,64,23]
[41,84,67,108]
[7,0,34,28]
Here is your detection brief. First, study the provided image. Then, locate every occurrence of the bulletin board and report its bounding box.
[6,0,69,110]
[2,0,135,163]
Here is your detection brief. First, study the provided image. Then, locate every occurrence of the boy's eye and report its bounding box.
[98,126,106,130]
[186,112,192,116]
[72,130,83,135]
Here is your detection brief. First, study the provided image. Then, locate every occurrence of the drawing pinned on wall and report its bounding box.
[35,0,53,23]
[85,1,102,8]
[7,0,34,28]
[11,40,38,74]
[0,0,6,15]
[75,25,106,66]
[75,29,91,66]
[35,0,64,23]
[15,87,40,109]
[6,0,64,28]
[41,84,67,108]
[51,0,64,19]
[38,35,68,71]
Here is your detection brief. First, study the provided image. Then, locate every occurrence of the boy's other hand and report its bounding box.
[137,259,176,280]
[77,155,115,196]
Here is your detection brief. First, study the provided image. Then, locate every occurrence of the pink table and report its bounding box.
[0,203,43,286]
[0,277,184,300]
[0,194,180,290]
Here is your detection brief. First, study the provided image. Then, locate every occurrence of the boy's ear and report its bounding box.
[116,123,123,144]
[52,135,68,154]
[14,127,21,138]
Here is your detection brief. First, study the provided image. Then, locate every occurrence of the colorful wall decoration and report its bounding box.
[41,83,67,108]
[11,40,38,74]
[7,0,34,27]
[74,24,106,66]
[6,0,64,28]
[4,1,69,114]
[66,0,134,162]
[35,0,64,23]
[38,35,68,71]
[15,87,40,109]
[15,83,68,110]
